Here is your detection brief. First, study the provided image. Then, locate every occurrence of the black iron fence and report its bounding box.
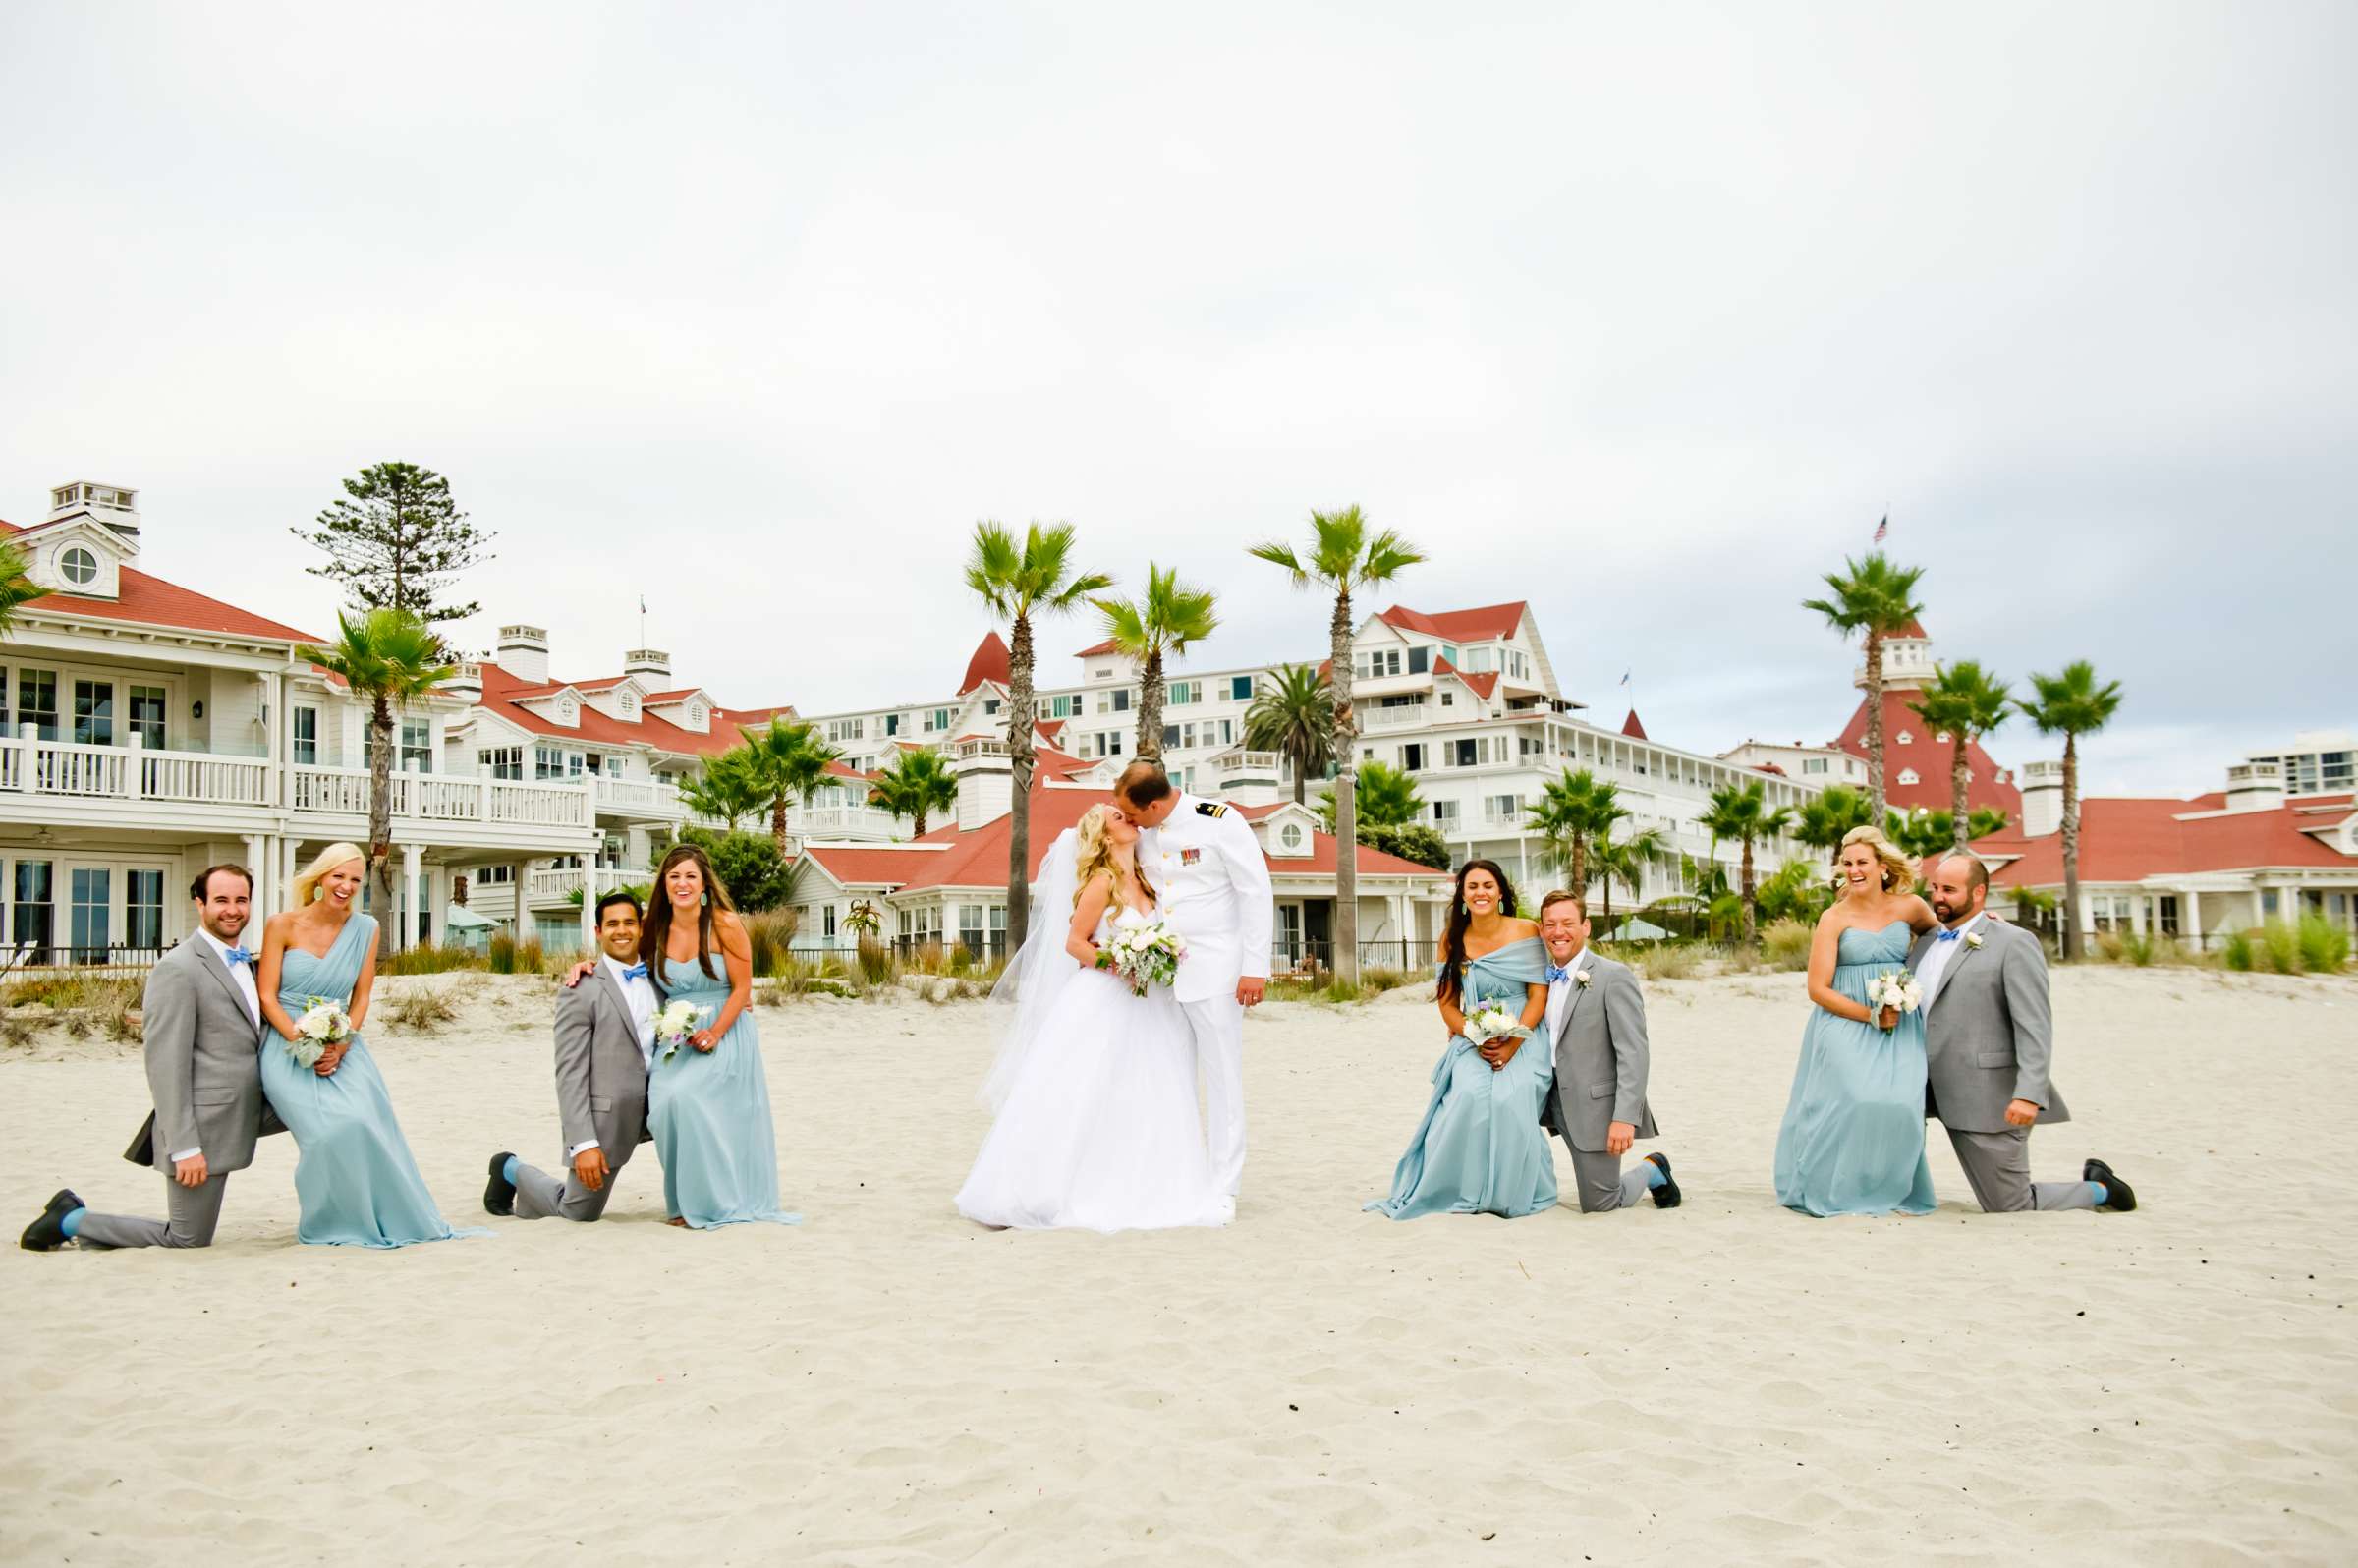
[2,942,169,976]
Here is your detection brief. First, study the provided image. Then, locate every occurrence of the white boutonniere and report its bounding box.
[1965,932,1984,951]
[1574,968,1593,988]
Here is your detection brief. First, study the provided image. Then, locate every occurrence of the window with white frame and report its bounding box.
[401,719,431,772]
[1229,676,1254,701]
[1168,680,1200,705]
[829,718,865,742]
[1895,730,1913,746]
[72,679,114,745]
[534,745,568,780]
[1357,648,1403,680]
[1466,646,1493,673]
[1432,799,1460,828]
[1485,792,1523,823]
[1802,756,1827,775]
[1897,768,1920,786]
[16,668,60,740]
[59,546,99,587]
[479,746,523,780]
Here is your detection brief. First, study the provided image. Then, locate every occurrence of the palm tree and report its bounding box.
[1244,663,1333,805]
[738,718,844,860]
[2020,660,2124,961]
[1885,805,2010,863]
[1791,784,1874,863]
[1091,563,1217,762]
[678,749,764,833]
[1803,549,1927,820]
[967,521,1113,950]
[868,747,959,838]
[1698,779,1793,947]
[1592,824,1668,930]
[1249,506,1425,985]
[1909,660,2014,850]
[1527,769,1626,894]
[1341,759,1421,829]
[298,608,455,943]
[0,539,41,638]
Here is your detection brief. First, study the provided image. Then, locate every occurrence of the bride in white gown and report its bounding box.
[955,804,1228,1232]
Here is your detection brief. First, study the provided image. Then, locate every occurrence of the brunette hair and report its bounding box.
[1437,859,1518,1005]
[642,843,736,983]
[190,864,254,902]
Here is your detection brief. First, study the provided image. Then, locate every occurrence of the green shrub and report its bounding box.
[1623,942,1700,981]
[1,974,143,1012]
[677,827,794,912]
[741,910,799,979]
[857,937,896,985]
[1359,966,1416,994]
[2259,919,2303,976]
[2297,912,2350,974]
[381,943,485,976]
[385,984,462,1032]
[487,933,556,977]
[2222,929,2254,972]
[1759,918,1814,972]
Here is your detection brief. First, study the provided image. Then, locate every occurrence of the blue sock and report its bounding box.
[502,1156,520,1187]
[61,1206,84,1239]
[2090,1182,2108,1206]
[1643,1159,1667,1191]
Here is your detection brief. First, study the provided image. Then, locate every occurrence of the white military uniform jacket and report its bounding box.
[1145,792,1276,1006]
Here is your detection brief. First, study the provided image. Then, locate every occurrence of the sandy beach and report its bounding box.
[4,964,2355,1566]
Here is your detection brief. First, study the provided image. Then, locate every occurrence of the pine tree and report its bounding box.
[293,462,494,626]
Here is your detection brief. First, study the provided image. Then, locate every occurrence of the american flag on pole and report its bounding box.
[1873,515,1889,543]
[1619,670,1631,686]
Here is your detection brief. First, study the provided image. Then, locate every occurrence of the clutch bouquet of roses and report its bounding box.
[287,996,353,1067]
[1865,970,1925,1020]
[1095,908,1187,997]
[653,997,707,1061]
[1460,1004,1533,1048]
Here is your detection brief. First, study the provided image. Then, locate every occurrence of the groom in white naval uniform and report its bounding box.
[1115,760,1274,1220]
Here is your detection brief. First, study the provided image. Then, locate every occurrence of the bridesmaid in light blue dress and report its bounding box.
[642,845,799,1230]
[256,845,474,1249]
[1369,861,1555,1220]
[1774,827,1941,1217]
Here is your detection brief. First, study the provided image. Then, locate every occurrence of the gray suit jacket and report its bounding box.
[1540,950,1658,1152]
[1907,918,2071,1134]
[555,966,652,1155]
[123,937,278,1173]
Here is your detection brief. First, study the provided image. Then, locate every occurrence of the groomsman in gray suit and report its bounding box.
[21,865,282,1251]
[1531,890,1680,1212]
[484,889,655,1222]
[1909,853,2136,1214]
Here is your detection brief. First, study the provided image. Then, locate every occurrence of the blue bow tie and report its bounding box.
[223,946,253,967]
[1545,965,1571,983]
[1935,928,1962,942]
[620,963,648,980]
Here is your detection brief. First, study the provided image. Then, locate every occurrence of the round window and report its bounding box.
[1281,823,1305,850]
[60,545,98,586]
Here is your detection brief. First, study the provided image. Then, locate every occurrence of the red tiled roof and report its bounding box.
[1075,638,1122,657]
[1895,618,1929,640]
[1432,657,1497,700]
[798,844,953,888]
[0,520,317,643]
[1986,792,2356,886]
[1620,708,1649,740]
[1834,688,2023,822]
[1379,601,1526,644]
[960,632,1011,695]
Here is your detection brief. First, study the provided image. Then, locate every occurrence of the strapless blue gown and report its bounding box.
[1367,937,1556,1219]
[649,952,800,1229]
[1773,920,1937,1217]
[259,914,477,1248]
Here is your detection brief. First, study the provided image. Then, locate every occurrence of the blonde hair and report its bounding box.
[292,842,366,909]
[1074,805,1154,906]
[1837,825,1917,893]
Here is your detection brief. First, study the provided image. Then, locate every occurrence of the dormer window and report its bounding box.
[59,546,98,587]
[1935,731,1951,744]
[620,694,637,715]
[52,486,77,508]
[560,697,577,722]
[1897,768,1920,786]
[1895,730,1914,746]
[1279,822,1306,852]
[689,701,705,723]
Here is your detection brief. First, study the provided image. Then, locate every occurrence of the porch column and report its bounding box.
[281,837,301,911]
[2250,886,2269,928]
[512,859,532,938]
[241,834,267,925]
[580,863,600,954]
[401,843,423,950]
[2130,894,2149,936]
[2181,888,2204,950]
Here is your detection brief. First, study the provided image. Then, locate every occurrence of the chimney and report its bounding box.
[2020,759,2064,838]
[46,481,140,546]
[953,738,1014,831]
[624,647,671,684]
[2223,760,2286,814]
[497,623,550,685]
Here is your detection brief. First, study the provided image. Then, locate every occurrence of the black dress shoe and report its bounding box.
[21,1188,83,1251]
[1645,1152,1682,1208]
[484,1152,517,1217]
[2084,1157,2136,1212]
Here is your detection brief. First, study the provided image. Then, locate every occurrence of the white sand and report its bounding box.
[4,965,2355,1565]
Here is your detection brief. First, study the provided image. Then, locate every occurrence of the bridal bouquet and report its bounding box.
[1096,908,1187,997]
[287,996,352,1068]
[653,998,707,1061]
[1866,971,1925,1018]
[1461,1004,1533,1047]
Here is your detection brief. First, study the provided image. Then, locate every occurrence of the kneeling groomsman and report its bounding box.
[1535,891,1680,1212]
[485,890,655,1222]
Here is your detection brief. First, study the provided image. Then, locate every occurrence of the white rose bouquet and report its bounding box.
[653,997,707,1061]
[1095,908,1187,997]
[1460,1004,1533,1047]
[1866,970,1925,1020]
[287,996,352,1067]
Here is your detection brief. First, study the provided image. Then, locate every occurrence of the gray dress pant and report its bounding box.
[1561,1141,1652,1213]
[1945,1127,2097,1213]
[75,1175,230,1249]
[512,1143,639,1222]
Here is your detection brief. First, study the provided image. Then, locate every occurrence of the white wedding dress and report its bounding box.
[956,851,1227,1233]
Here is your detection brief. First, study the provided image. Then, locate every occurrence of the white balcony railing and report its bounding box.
[1361,703,1429,729]
[591,775,684,817]
[792,806,902,840]
[0,736,271,808]
[289,766,593,829]
[527,865,653,902]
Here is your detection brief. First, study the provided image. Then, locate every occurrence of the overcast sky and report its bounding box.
[4,2,2350,797]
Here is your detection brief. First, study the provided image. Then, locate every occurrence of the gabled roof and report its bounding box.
[1434,657,1497,700]
[960,633,1011,695]
[1621,708,1649,740]
[1075,638,1123,657]
[1378,601,1527,643]
[0,519,318,644]
[1985,792,2357,886]
[797,843,952,889]
[1835,687,2023,820]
